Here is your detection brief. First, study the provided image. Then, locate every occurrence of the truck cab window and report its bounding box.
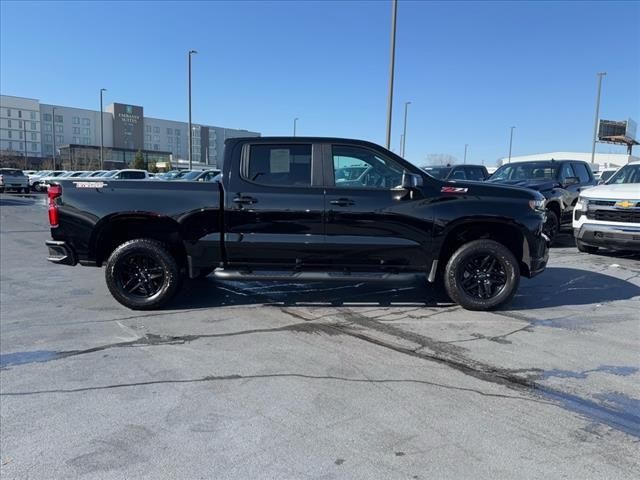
[247,144,312,187]
[332,145,403,189]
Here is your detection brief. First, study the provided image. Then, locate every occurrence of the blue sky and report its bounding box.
[1,0,639,165]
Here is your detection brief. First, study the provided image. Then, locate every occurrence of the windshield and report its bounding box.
[422,167,452,180]
[179,170,205,180]
[101,171,119,178]
[490,162,557,181]
[606,164,640,184]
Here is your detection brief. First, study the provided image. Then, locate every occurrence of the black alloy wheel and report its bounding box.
[543,209,559,243]
[444,239,520,311]
[105,238,181,310]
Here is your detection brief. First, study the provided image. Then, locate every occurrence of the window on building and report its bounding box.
[31,142,38,151]
[45,134,52,142]
[168,137,173,144]
[7,130,12,139]
[43,113,51,121]
[56,135,63,144]
[153,126,160,133]
[8,141,12,150]
[30,111,36,120]
[18,110,22,118]
[82,128,90,135]
[55,115,63,123]
[72,117,80,124]
[19,131,23,139]
[167,128,173,135]
[175,129,180,136]
[56,124,63,133]
[72,136,79,143]
[18,120,23,129]
[82,118,90,126]
[145,125,151,133]
[82,137,91,145]
[31,121,36,130]
[6,109,11,117]
[73,127,80,134]
[7,119,11,128]
[31,132,37,141]
[154,144,159,150]
[153,135,159,142]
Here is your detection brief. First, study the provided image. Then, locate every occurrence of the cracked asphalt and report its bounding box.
[1,193,639,479]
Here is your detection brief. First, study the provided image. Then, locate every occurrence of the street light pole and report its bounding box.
[385,0,398,150]
[100,88,107,170]
[52,107,57,170]
[463,144,468,164]
[188,49,198,169]
[401,101,411,157]
[508,126,515,163]
[293,117,298,136]
[591,72,606,164]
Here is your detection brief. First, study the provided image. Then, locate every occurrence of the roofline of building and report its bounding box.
[0,93,40,102]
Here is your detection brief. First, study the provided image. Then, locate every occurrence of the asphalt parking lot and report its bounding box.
[1,193,639,479]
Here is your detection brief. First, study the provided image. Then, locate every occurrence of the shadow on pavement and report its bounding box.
[169,266,639,311]
[0,195,40,206]
[170,277,449,310]
[510,267,640,309]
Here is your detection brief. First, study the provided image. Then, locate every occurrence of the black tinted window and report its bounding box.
[465,167,486,181]
[450,168,466,180]
[559,163,575,181]
[247,144,311,187]
[1,169,24,176]
[120,171,146,179]
[572,163,591,183]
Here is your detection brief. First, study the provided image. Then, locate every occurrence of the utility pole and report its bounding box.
[293,117,298,136]
[52,107,57,170]
[401,101,410,157]
[100,88,107,170]
[385,0,398,149]
[508,126,515,163]
[591,72,606,164]
[463,144,468,164]
[188,49,198,169]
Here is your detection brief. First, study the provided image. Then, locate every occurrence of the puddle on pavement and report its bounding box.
[540,365,639,380]
[0,350,65,368]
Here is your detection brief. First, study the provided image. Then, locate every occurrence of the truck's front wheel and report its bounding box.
[443,239,520,311]
[105,239,181,310]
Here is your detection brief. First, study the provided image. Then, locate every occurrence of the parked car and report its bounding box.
[573,161,640,253]
[174,169,220,182]
[0,168,29,193]
[33,171,67,192]
[111,169,150,180]
[87,170,109,177]
[156,170,185,180]
[422,164,489,181]
[45,136,549,312]
[596,167,618,184]
[28,170,51,188]
[487,160,597,242]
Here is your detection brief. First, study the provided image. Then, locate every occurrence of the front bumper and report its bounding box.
[574,224,640,252]
[524,232,550,278]
[46,240,77,266]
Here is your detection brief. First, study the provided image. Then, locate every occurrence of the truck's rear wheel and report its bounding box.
[443,239,520,311]
[105,239,181,310]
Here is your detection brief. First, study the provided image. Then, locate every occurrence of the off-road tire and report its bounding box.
[105,238,181,310]
[444,239,520,311]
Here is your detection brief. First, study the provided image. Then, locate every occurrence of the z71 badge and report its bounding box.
[441,186,468,193]
[73,181,107,189]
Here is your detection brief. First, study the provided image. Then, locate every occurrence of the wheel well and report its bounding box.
[94,216,187,267]
[546,200,561,219]
[439,222,527,275]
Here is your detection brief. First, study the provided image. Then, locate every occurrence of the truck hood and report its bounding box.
[580,183,640,200]
[487,178,557,192]
[443,179,542,200]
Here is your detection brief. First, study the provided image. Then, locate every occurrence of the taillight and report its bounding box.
[48,184,62,228]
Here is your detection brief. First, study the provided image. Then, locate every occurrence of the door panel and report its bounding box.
[224,143,325,266]
[323,144,433,270]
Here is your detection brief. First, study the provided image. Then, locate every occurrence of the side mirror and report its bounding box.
[563,176,580,187]
[400,172,423,189]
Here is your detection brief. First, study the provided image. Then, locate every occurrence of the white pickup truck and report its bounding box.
[573,161,640,253]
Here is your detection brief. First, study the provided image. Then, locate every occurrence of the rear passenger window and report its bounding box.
[572,163,591,183]
[451,169,466,180]
[465,167,486,181]
[120,171,146,179]
[247,144,311,187]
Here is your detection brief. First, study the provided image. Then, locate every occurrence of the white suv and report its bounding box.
[573,161,640,253]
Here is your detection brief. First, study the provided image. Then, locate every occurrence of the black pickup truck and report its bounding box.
[46,137,549,311]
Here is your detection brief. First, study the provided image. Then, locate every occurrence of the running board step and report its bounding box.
[213,268,422,283]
